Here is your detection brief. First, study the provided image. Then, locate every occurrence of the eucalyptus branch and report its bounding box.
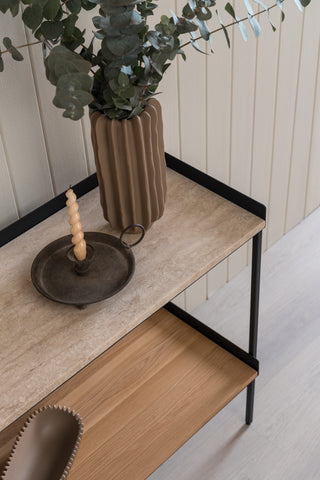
[180,0,285,49]
[1,40,42,55]
[138,85,148,106]
[0,0,307,121]
[90,68,100,80]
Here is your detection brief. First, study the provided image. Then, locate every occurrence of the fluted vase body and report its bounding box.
[90,99,167,231]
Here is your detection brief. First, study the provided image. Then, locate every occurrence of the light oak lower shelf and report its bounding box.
[0,308,257,480]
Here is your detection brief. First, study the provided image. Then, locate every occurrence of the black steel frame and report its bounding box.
[0,153,264,424]
[0,173,98,248]
[164,154,264,426]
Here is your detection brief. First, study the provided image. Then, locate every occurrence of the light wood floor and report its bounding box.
[149,207,320,480]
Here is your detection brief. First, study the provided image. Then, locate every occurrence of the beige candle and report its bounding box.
[66,188,86,261]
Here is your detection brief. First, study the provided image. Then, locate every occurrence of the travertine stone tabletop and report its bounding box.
[0,168,264,431]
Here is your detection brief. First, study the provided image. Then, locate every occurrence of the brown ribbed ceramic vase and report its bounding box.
[90,98,167,231]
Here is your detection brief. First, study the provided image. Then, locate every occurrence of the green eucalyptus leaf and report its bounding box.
[34,0,49,8]
[238,20,248,41]
[195,18,210,40]
[216,9,230,48]
[103,89,113,104]
[118,71,129,87]
[112,96,132,110]
[190,38,206,54]
[129,105,144,117]
[276,0,285,22]
[188,0,196,13]
[92,15,109,31]
[45,45,92,85]
[300,0,311,5]
[106,34,141,57]
[11,46,24,61]
[170,9,179,24]
[190,31,207,54]
[101,37,114,60]
[252,0,276,31]
[244,0,254,15]
[244,0,261,38]
[224,2,236,19]
[71,90,94,105]
[53,94,78,108]
[43,0,60,20]
[3,37,24,61]
[63,107,84,120]
[225,2,247,41]
[0,55,3,72]
[103,65,119,80]
[0,0,11,14]
[248,15,261,37]
[81,0,97,10]
[195,7,212,21]
[62,26,85,50]
[22,4,43,31]
[41,21,63,40]
[293,0,303,11]
[147,31,160,50]
[175,17,197,34]
[62,13,78,37]
[182,4,195,19]
[67,0,81,14]
[54,59,79,76]
[9,0,19,17]
[3,37,12,49]
[59,72,92,91]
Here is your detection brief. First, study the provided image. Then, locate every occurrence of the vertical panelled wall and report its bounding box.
[0,1,319,310]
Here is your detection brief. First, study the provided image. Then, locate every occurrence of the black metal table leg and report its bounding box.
[246,231,262,425]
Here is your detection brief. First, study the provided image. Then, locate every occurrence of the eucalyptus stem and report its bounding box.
[1,40,42,55]
[180,0,284,49]
[138,85,148,106]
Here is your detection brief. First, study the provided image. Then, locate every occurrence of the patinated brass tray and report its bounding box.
[31,227,144,307]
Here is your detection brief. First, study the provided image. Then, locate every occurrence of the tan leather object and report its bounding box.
[1,406,83,480]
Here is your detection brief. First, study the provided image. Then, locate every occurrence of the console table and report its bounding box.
[0,155,265,479]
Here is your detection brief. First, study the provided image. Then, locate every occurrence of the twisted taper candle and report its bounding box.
[66,188,86,261]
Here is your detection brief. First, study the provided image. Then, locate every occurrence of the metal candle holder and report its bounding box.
[31,225,144,308]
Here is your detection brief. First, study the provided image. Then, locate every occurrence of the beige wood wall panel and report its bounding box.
[23,36,89,195]
[176,0,208,310]
[305,46,320,217]
[228,2,258,281]
[251,10,281,253]
[206,28,233,297]
[176,5,206,173]
[77,11,102,176]
[0,133,18,229]
[146,0,186,309]
[267,2,304,248]
[0,13,54,216]
[285,5,320,233]
[172,291,186,309]
[155,0,180,160]
[81,113,96,175]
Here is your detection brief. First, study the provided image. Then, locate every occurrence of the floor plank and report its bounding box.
[150,207,320,479]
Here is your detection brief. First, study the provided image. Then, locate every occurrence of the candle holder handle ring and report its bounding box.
[120,224,145,248]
